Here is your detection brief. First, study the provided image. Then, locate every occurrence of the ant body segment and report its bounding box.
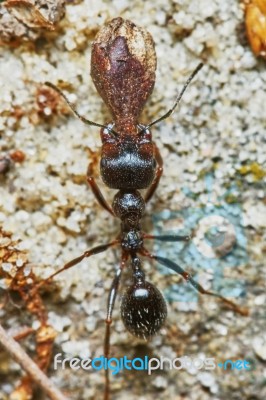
[43,17,247,400]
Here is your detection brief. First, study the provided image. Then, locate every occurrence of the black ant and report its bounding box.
[41,17,247,400]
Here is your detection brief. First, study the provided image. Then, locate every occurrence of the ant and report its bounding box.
[40,17,247,400]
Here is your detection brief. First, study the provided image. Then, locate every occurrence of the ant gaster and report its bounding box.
[43,17,247,400]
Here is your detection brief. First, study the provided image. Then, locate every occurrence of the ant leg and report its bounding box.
[104,253,128,400]
[143,233,191,242]
[36,240,119,289]
[145,143,163,203]
[141,248,248,316]
[87,176,114,216]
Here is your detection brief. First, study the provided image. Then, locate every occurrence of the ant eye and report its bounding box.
[121,281,167,339]
[100,158,108,168]
[138,127,152,144]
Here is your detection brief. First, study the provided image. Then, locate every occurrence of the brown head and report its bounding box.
[91,17,157,129]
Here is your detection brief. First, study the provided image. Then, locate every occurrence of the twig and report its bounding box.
[0,323,68,400]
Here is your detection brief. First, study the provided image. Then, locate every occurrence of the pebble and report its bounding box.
[198,372,218,393]
[253,336,266,361]
[152,376,168,389]
[61,340,91,359]
[48,311,72,333]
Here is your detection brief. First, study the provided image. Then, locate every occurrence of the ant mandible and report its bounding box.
[42,17,247,400]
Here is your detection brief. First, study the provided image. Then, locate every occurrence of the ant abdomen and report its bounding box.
[121,280,167,339]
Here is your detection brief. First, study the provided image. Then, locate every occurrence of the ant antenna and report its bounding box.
[44,82,119,136]
[140,62,204,132]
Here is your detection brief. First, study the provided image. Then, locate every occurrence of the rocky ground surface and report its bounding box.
[0,0,265,399]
